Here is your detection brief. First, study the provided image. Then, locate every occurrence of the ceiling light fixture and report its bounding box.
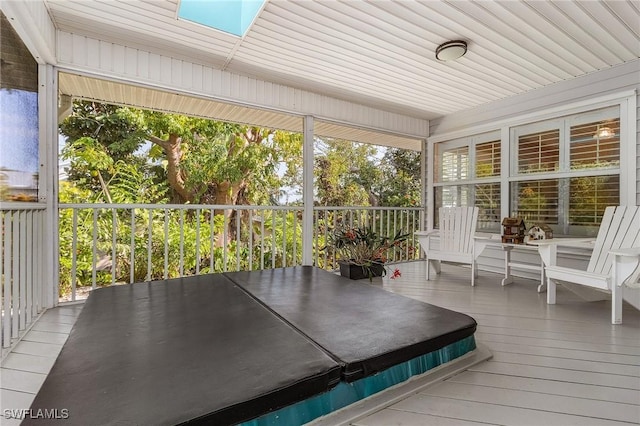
[435,40,467,61]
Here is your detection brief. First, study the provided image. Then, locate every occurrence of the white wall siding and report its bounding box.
[637,98,640,206]
[0,0,56,64]
[56,31,429,140]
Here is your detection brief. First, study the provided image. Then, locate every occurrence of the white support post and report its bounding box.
[40,64,59,308]
[302,116,314,266]
[420,138,427,231]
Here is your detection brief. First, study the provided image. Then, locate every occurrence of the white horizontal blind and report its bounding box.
[517,129,559,174]
[475,182,501,231]
[511,179,559,225]
[437,146,469,182]
[569,175,620,226]
[476,140,501,177]
[570,118,620,170]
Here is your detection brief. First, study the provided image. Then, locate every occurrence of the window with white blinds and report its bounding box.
[517,130,559,173]
[476,140,500,177]
[510,106,620,236]
[570,175,620,226]
[436,146,468,182]
[511,179,559,225]
[570,118,620,170]
[434,133,501,230]
[432,105,623,236]
[475,182,501,230]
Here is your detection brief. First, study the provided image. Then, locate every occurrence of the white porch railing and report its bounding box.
[58,204,424,302]
[58,203,305,301]
[313,206,422,270]
[1,204,46,350]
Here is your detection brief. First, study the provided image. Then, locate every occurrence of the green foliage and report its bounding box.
[315,138,379,206]
[378,148,421,206]
[314,140,420,207]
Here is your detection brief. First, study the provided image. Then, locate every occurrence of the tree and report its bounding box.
[314,138,380,206]
[378,148,421,207]
[60,101,303,208]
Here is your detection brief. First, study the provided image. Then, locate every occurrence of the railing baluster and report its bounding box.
[248,209,253,271]
[111,209,117,286]
[164,209,169,279]
[179,209,185,277]
[2,211,10,347]
[236,209,241,271]
[33,210,43,316]
[12,212,20,338]
[260,210,265,270]
[293,210,298,266]
[272,212,276,269]
[92,209,98,290]
[223,212,228,272]
[209,209,215,272]
[196,208,201,274]
[25,210,33,326]
[147,209,152,282]
[281,211,286,268]
[70,209,78,301]
[130,209,135,284]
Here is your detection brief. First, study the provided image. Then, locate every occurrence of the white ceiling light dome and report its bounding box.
[435,40,468,61]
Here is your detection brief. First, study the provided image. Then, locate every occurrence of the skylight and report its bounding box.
[178,0,266,37]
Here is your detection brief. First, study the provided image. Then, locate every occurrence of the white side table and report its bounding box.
[474,236,546,292]
[502,243,546,292]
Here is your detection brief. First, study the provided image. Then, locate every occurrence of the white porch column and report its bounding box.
[39,64,59,308]
[420,138,427,231]
[302,115,314,265]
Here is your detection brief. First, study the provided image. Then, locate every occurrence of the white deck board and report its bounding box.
[387,394,633,426]
[353,409,488,425]
[476,324,640,347]
[422,381,640,423]
[450,371,640,405]
[2,262,639,425]
[488,351,640,377]
[475,331,640,355]
[469,361,640,390]
[479,340,640,365]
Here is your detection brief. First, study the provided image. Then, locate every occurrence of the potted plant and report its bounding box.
[325,225,408,280]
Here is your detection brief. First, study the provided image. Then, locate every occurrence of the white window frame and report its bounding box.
[427,91,636,232]
[431,131,501,230]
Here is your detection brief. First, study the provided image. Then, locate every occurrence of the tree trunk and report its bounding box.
[148,133,192,203]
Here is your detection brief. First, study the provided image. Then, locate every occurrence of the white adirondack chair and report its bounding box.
[533,206,640,324]
[415,206,480,286]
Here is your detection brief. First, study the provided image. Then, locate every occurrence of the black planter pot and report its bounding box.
[339,261,385,280]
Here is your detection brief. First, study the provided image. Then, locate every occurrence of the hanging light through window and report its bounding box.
[593,126,614,139]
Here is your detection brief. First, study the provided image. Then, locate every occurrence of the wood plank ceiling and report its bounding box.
[46,0,640,143]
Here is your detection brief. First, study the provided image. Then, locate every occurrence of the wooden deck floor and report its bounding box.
[1,262,639,425]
